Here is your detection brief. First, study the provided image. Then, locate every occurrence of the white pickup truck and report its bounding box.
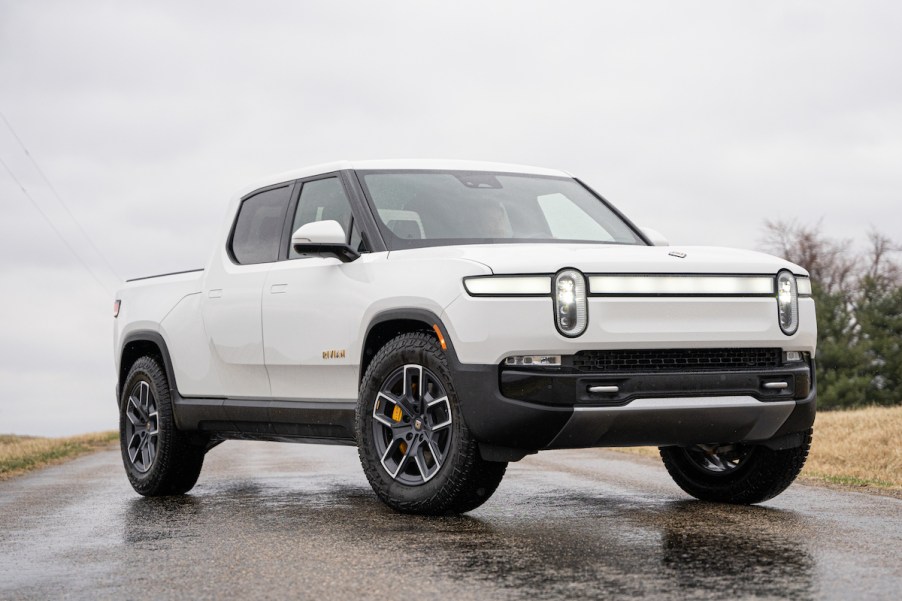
[114,160,817,514]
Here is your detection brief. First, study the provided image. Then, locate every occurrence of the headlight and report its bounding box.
[554,269,587,337]
[776,270,799,335]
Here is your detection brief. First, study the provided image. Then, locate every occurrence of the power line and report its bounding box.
[0,154,114,297]
[0,110,122,283]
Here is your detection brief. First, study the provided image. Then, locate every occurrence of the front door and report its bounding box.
[262,175,366,402]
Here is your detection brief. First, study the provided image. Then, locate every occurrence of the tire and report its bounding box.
[356,332,507,515]
[119,356,206,496]
[659,429,813,504]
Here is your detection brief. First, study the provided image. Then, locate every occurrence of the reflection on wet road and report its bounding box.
[1,442,899,600]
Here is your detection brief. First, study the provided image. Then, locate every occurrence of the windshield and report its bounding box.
[357,170,646,250]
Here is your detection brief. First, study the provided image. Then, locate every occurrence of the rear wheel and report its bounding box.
[356,332,507,515]
[119,356,205,496]
[659,429,812,504]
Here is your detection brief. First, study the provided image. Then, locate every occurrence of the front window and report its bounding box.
[357,170,645,249]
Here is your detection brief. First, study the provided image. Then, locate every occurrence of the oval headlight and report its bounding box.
[776,270,799,335]
[554,269,587,337]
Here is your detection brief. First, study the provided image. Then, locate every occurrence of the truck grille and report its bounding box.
[570,348,783,373]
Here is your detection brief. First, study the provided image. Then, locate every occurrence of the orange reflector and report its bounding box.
[432,324,447,351]
[392,405,403,422]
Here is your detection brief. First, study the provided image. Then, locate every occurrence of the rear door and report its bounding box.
[201,182,293,398]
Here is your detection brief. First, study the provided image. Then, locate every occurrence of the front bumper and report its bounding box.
[450,357,817,454]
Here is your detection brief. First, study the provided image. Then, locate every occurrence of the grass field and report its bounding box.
[0,431,118,481]
[613,405,902,492]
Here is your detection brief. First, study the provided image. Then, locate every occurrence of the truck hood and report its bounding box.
[388,243,807,276]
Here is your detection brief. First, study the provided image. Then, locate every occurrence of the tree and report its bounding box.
[761,222,901,409]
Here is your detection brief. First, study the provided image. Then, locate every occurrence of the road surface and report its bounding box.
[1,442,900,600]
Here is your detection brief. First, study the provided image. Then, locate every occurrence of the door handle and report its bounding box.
[208,289,222,298]
[270,284,288,294]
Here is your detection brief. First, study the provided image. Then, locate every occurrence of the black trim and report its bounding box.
[343,170,388,253]
[176,397,357,444]
[499,364,812,406]
[118,330,180,405]
[292,241,360,263]
[360,308,454,378]
[572,176,650,246]
[125,268,204,283]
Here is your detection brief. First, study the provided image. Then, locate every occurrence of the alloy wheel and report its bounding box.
[125,381,159,473]
[371,364,453,485]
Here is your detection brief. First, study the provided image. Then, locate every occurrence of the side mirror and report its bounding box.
[291,220,360,263]
[640,226,669,247]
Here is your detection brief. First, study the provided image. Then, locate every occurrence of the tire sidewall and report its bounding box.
[357,335,469,508]
[119,357,176,494]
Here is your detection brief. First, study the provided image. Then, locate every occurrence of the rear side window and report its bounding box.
[230,185,291,264]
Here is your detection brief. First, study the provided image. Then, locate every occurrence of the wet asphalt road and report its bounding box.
[1,442,900,601]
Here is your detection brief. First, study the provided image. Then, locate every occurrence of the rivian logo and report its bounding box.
[323,349,346,360]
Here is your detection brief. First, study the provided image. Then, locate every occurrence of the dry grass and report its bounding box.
[613,405,902,492]
[803,405,901,490]
[0,431,118,481]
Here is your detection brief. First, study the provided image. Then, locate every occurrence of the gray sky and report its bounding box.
[1,1,900,435]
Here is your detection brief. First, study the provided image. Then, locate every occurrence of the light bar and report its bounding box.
[796,278,812,296]
[463,276,551,296]
[588,275,775,296]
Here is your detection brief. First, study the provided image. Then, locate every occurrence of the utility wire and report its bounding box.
[0,154,114,297]
[0,110,122,283]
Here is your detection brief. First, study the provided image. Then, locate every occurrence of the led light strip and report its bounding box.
[464,274,813,297]
[588,275,776,296]
[463,276,551,296]
[796,277,812,296]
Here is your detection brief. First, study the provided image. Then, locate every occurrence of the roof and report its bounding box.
[236,159,573,199]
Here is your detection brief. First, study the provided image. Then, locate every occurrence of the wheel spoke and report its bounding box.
[403,365,424,405]
[138,382,150,413]
[413,439,441,482]
[140,441,152,469]
[127,396,147,423]
[373,393,404,428]
[426,396,452,430]
[127,433,142,464]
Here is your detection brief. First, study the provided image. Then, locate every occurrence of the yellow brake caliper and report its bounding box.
[392,405,407,454]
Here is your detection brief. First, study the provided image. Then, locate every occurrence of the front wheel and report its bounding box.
[659,429,812,504]
[119,356,206,496]
[356,332,507,515]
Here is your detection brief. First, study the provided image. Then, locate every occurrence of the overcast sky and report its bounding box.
[1,1,900,435]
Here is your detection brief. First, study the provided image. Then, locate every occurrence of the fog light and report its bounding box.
[505,355,562,367]
[784,351,802,362]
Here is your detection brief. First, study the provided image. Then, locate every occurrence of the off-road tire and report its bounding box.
[119,356,205,496]
[659,429,813,504]
[356,332,507,515]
